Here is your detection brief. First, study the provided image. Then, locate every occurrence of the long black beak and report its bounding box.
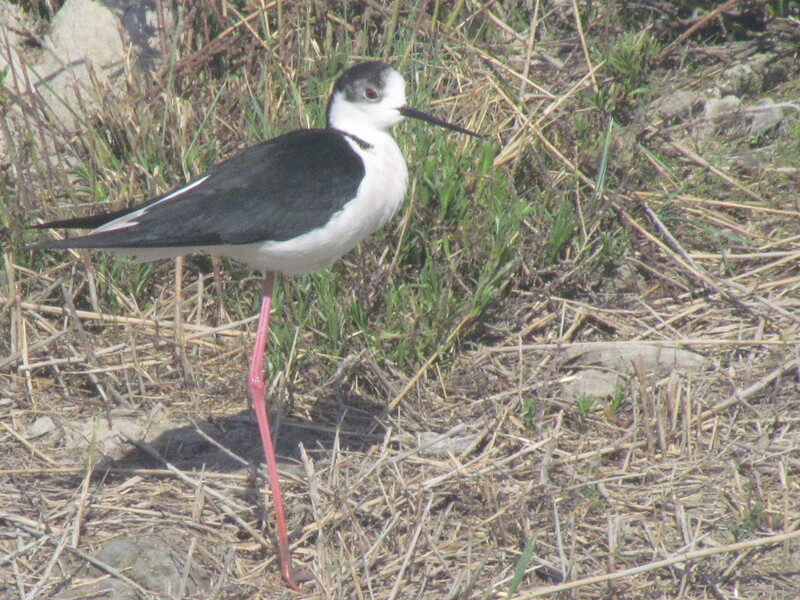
[399,106,482,137]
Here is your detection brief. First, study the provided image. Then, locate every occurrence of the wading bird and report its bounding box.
[28,61,480,588]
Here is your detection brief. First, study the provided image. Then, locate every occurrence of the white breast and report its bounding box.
[192,133,408,274]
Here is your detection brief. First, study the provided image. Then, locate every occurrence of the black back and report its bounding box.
[28,129,365,249]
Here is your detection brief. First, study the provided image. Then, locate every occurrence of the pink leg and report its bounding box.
[247,271,300,589]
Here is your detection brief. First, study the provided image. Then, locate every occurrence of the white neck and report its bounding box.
[326,69,407,145]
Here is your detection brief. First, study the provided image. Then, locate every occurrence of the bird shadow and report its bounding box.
[95,396,388,477]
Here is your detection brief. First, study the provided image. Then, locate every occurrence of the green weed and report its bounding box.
[725,501,766,542]
[544,198,578,266]
[589,29,661,116]
[575,393,596,414]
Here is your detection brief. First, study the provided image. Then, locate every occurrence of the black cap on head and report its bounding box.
[326,61,482,137]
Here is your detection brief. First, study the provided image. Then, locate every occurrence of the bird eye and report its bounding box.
[364,87,379,101]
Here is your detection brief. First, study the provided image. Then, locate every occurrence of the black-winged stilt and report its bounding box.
[28,60,480,588]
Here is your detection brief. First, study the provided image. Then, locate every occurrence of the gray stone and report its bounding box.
[562,368,622,400]
[748,98,785,136]
[54,534,208,599]
[25,415,57,438]
[561,342,712,376]
[0,0,167,161]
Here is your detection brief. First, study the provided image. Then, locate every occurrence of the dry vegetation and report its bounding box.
[2,1,800,599]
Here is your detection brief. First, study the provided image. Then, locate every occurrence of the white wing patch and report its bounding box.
[94,175,212,233]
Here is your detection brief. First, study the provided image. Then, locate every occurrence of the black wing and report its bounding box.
[27,129,365,250]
